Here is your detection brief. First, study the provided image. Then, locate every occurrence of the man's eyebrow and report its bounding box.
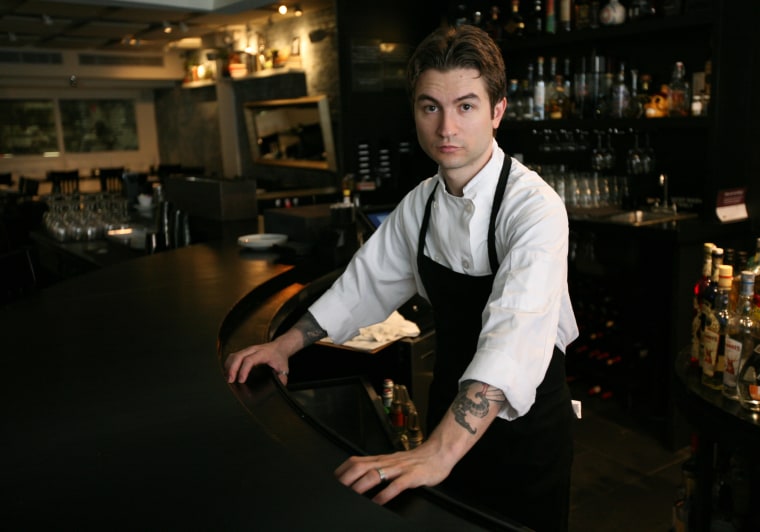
[415,92,481,104]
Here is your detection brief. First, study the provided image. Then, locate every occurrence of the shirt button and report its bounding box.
[462,259,471,270]
[464,203,474,214]
[434,255,441,262]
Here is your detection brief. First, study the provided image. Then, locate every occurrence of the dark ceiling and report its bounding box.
[0,0,330,52]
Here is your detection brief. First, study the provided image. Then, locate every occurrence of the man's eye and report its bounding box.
[461,103,473,111]
[424,105,438,113]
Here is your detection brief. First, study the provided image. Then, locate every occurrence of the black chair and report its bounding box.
[18,177,39,197]
[98,167,125,194]
[47,170,80,195]
[179,166,205,177]
[0,172,12,186]
[156,164,182,179]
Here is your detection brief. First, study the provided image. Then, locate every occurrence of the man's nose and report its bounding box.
[437,111,457,137]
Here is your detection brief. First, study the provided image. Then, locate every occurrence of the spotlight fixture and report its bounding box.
[8,31,17,42]
[162,21,173,34]
[179,21,189,33]
[294,5,303,16]
[42,14,53,26]
[278,4,288,15]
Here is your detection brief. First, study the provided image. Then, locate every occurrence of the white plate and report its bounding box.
[237,233,288,250]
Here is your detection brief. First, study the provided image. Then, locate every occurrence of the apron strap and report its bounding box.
[487,155,512,274]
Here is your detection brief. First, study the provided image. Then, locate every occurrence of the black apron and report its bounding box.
[417,157,574,531]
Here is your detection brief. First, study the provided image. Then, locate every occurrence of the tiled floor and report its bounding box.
[568,381,690,531]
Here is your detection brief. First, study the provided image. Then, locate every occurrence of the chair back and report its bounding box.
[98,167,125,194]
[18,177,39,197]
[48,170,80,195]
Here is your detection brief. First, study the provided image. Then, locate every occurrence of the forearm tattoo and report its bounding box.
[450,379,507,435]
[293,311,328,347]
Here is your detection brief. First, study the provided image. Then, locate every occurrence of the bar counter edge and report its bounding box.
[1,240,522,531]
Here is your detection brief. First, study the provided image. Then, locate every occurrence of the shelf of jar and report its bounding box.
[497,8,713,51]
[181,67,305,89]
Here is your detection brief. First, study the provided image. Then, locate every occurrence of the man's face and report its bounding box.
[413,67,506,196]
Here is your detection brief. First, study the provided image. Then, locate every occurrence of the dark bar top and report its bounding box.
[1,241,521,530]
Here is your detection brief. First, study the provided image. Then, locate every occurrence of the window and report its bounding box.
[60,99,138,153]
[0,98,139,156]
[0,99,58,155]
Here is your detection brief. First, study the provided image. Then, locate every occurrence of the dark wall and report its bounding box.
[154,85,223,177]
[335,0,441,205]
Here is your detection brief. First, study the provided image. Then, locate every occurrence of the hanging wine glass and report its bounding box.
[590,130,605,171]
[627,130,644,175]
[602,129,617,171]
[641,132,656,174]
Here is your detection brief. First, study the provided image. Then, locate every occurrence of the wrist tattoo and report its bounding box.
[450,379,506,435]
[294,311,327,346]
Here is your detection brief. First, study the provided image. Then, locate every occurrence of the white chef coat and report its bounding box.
[309,140,579,420]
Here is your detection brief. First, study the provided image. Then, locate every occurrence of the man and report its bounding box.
[225,24,578,531]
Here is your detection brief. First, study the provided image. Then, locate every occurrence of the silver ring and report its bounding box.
[376,467,387,482]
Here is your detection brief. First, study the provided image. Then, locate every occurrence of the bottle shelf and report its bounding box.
[500,116,709,131]
[498,9,713,52]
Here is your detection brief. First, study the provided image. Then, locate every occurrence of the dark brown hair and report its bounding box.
[406,25,507,111]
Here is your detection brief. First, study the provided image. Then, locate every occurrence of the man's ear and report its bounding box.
[492,97,507,128]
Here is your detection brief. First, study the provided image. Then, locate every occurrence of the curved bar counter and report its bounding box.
[2,241,522,530]
[673,351,760,530]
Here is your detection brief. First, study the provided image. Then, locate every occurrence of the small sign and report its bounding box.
[716,187,748,222]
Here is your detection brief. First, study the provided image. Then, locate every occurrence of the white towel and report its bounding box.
[323,311,420,351]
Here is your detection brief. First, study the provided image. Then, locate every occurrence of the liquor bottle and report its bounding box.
[702,264,733,391]
[545,56,558,113]
[609,62,630,118]
[668,61,691,117]
[484,5,503,42]
[503,0,525,38]
[525,0,544,35]
[559,0,572,31]
[545,0,556,34]
[574,0,591,30]
[563,57,573,101]
[589,0,601,28]
[534,56,546,120]
[548,73,569,119]
[750,237,760,296]
[692,242,715,367]
[724,271,760,400]
[738,351,760,409]
[506,78,520,120]
[625,68,644,118]
[700,247,723,366]
[730,250,748,313]
[520,76,535,121]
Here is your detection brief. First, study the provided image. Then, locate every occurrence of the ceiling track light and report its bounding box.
[294,4,303,16]
[278,4,288,15]
[8,31,17,42]
[42,14,53,26]
[162,21,173,34]
[179,21,189,33]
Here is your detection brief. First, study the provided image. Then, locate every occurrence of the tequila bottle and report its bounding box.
[702,264,733,390]
[725,271,760,399]
[692,242,715,367]
[668,61,691,117]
